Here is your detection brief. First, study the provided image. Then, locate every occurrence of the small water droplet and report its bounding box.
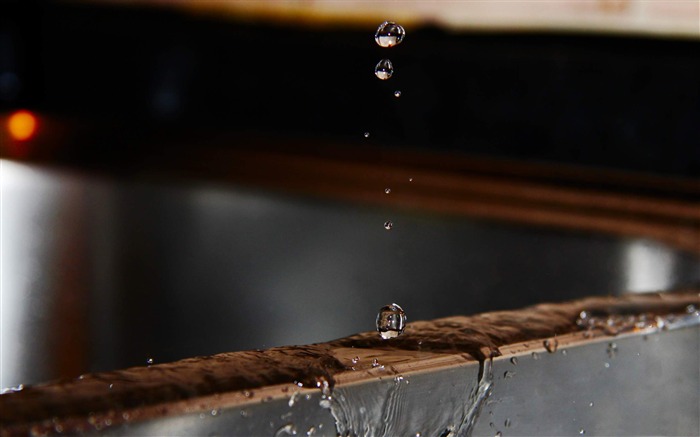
[544,338,558,353]
[588,401,594,407]
[409,177,413,182]
[531,352,540,360]
[505,418,511,428]
[686,304,697,313]
[372,358,380,367]
[503,371,515,379]
[579,429,586,435]
[561,349,568,356]
[108,383,113,390]
[383,220,393,230]
[288,391,300,407]
[376,303,406,339]
[210,409,219,416]
[394,375,404,384]
[495,432,502,437]
[240,409,250,418]
[510,357,518,365]
[275,423,298,436]
[384,188,391,194]
[364,132,370,138]
[606,342,618,358]
[394,90,401,98]
[243,390,253,398]
[604,362,610,368]
[375,21,406,48]
[374,59,394,80]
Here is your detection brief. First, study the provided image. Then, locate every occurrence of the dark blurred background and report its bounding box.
[1,1,698,389]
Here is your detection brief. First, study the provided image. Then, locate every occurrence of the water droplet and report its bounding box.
[384,220,393,230]
[376,303,406,339]
[372,358,380,367]
[240,409,250,418]
[108,383,113,390]
[210,409,219,416]
[374,59,394,80]
[495,432,502,437]
[243,390,253,398]
[505,418,511,428]
[544,338,558,353]
[316,377,332,409]
[364,132,370,138]
[384,188,391,194]
[588,401,594,407]
[439,427,456,437]
[146,358,154,365]
[606,342,618,358]
[503,371,515,379]
[375,21,406,48]
[409,177,413,182]
[561,349,568,356]
[604,362,610,368]
[394,375,404,384]
[275,423,298,436]
[510,357,518,365]
[686,304,697,313]
[579,429,586,435]
[394,90,401,98]
[531,352,540,360]
[288,391,300,407]
[306,426,317,436]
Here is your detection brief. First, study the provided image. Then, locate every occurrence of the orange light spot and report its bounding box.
[8,110,38,141]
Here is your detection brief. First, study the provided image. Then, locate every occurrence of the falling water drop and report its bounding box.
[531,352,540,360]
[394,90,402,98]
[544,338,558,353]
[510,357,518,365]
[409,177,413,182]
[364,132,370,138]
[376,303,407,339]
[374,59,394,80]
[146,358,154,366]
[579,429,586,435]
[384,220,393,230]
[385,188,391,194]
[606,342,618,359]
[375,21,406,48]
[275,423,298,436]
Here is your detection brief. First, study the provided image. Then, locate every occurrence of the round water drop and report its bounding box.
[384,220,393,230]
[531,352,540,360]
[375,21,406,48]
[376,303,406,339]
[394,90,402,98]
[588,401,594,407]
[364,132,370,138]
[544,338,558,353]
[606,342,618,359]
[374,59,394,80]
[385,188,391,194]
[146,357,154,365]
[579,429,586,435]
[409,177,413,182]
[510,357,518,365]
[372,358,380,367]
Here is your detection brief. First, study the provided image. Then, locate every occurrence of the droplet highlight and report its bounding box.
[376,303,406,339]
[394,90,402,98]
[544,338,558,353]
[375,21,406,48]
[384,220,393,230]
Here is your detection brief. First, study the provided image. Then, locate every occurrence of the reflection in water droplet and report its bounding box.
[510,357,518,365]
[376,303,406,339]
[394,90,402,98]
[374,59,394,80]
[375,21,406,48]
[275,423,297,436]
[352,356,360,364]
[687,304,697,313]
[384,220,393,230]
[544,338,558,353]
[385,188,391,194]
[561,349,568,356]
[606,342,618,358]
[439,427,456,437]
[364,132,370,138]
[240,409,250,418]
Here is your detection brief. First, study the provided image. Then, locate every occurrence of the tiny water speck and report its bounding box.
[384,220,393,230]
[374,59,394,80]
[364,132,370,138]
[588,401,594,407]
[275,423,297,436]
[146,358,154,365]
[531,352,540,360]
[606,342,618,359]
[579,429,586,435]
[372,358,380,367]
[510,357,518,365]
[385,188,391,194]
[394,90,401,98]
[505,418,511,428]
[375,21,406,48]
[503,371,515,379]
[409,177,413,182]
[376,303,406,339]
[604,362,610,368]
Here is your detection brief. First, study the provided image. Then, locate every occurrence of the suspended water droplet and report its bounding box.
[376,303,406,339]
[288,391,300,407]
[108,383,113,390]
[372,358,380,367]
[351,356,360,364]
[384,188,391,194]
[275,423,298,436]
[317,377,332,409]
[504,418,511,428]
[503,371,515,379]
[606,342,618,359]
[210,409,219,416]
[240,409,250,418]
[243,390,253,398]
[544,338,558,353]
[604,362,610,368]
[364,132,370,138]
[394,375,405,384]
[510,357,518,365]
[531,352,540,360]
[146,358,154,365]
[588,401,594,407]
[306,426,316,436]
[495,432,502,437]
[394,90,402,98]
[686,304,697,314]
[579,429,586,435]
[384,220,393,230]
[374,59,394,80]
[561,349,568,356]
[375,21,406,48]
